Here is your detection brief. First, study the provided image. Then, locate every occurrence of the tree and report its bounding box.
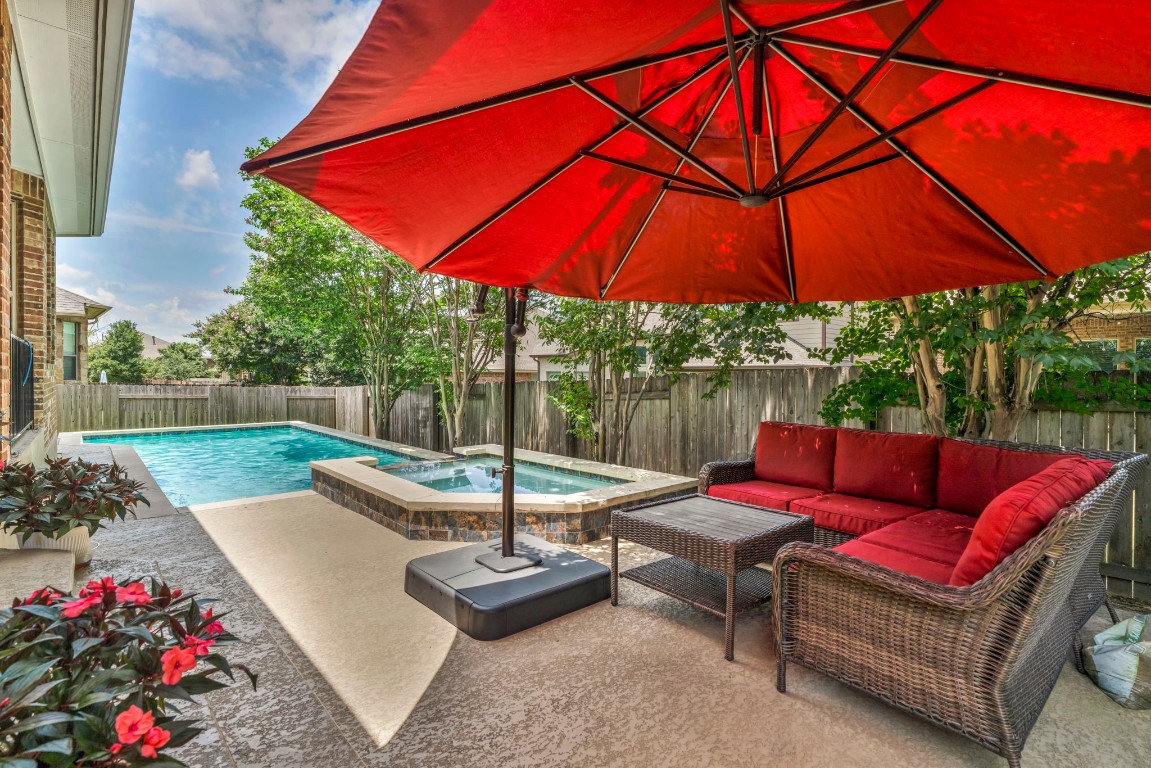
[191,299,315,385]
[818,254,1150,438]
[414,278,503,447]
[146,342,212,382]
[87,320,146,383]
[538,299,830,463]
[239,141,429,435]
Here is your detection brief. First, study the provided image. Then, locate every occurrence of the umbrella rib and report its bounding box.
[773,33,1151,110]
[769,152,902,198]
[762,0,946,195]
[246,35,748,173]
[579,151,740,199]
[663,184,739,201]
[720,0,755,189]
[762,0,904,36]
[422,51,731,272]
[762,60,797,302]
[571,77,745,195]
[600,56,744,299]
[771,42,1050,277]
[772,80,994,197]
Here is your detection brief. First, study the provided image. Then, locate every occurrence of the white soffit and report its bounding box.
[11,0,133,236]
[10,52,42,176]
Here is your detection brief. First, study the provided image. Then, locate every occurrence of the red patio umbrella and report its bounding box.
[243,0,1151,304]
[242,1,1151,578]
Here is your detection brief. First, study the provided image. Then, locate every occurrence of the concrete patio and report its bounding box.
[76,492,1150,768]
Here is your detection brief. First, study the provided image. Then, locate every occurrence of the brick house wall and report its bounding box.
[12,171,56,440]
[1069,312,1151,356]
[1,4,12,462]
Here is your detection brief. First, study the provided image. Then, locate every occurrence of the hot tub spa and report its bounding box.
[311,445,696,544]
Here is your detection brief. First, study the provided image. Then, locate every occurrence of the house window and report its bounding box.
[1136,338,1151,361]
[62,321,79,380]
[1079,339,1118,372]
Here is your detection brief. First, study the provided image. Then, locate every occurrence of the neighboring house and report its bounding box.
[1068,302,1151,371]
[55,288,111,383]
[490,308,851,382]
[139,331,171,360]
[2,1,134,462]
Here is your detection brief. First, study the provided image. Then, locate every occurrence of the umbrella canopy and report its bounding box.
[243,0,1151,303]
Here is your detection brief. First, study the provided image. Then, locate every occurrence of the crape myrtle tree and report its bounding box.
[87,320,147,383]
[817,254,1151,439]
[414,276,503,448]
[538,299,834,464]
[240,141,428,437]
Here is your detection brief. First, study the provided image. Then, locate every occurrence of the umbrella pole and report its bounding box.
[500,286,517,557]
[475,287,541,573]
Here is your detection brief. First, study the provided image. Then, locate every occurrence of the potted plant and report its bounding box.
[0,576,257,766]
[0,458,148,566]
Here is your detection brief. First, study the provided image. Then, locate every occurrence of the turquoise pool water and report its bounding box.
[384,456,626,495]
[84,426,412,506]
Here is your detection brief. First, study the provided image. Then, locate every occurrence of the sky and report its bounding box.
[56,0,380,343]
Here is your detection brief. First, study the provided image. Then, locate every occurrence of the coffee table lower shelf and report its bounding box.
[619,557,774,617]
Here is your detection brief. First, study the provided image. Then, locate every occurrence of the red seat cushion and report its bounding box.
[906,509,979,532]
[707,480,822,511]
[832,429,939,508]
[936,439,1068,517]
[791,493,924,537]
[834,539,954,584]
[860,517,972,566]
[754,422,838,491]
[949,457,1114,586]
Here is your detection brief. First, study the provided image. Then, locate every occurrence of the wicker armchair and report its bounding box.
[772,457,1145,768]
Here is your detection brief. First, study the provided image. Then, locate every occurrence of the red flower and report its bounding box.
[200,608,224,637]
[115,582,151,605]
[60,593,102,618]
[160,647,198,685]
[170,589,183,599]
[140,726,171,758]
[81,576,117,597]
[109,743,122,755]
[20,587,59,605]
[183,635,215,656]
[114,705,154,745]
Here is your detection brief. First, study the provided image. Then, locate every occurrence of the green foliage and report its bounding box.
[538,298,830,461]
[144,342,211,382]
[86,321,146,384]
[191,300,314,384]
[0,459,148,542]
[0,578,255,766]
[817,253,1150,437]
[237,140,429,433]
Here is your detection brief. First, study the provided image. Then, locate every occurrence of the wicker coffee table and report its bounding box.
[611,495,814,661]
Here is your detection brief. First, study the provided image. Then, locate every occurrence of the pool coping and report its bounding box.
[311,446,697,544]
[60,422,451,511]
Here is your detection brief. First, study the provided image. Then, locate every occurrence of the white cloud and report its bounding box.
[57,263,94,283]
[134,0,378,99]
[176,149,220,188]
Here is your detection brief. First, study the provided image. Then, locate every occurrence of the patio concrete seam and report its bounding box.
[224,577,373,768]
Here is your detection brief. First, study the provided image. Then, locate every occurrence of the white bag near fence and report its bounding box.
[1081,614,1151,709]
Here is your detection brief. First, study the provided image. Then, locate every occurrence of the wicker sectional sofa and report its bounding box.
[698,421,1147,767]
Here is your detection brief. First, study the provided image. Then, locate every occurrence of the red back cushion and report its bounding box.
[833,429,939,508]
[937,439,1068,517]
[753,422,838,490]
[949,457,1113,586]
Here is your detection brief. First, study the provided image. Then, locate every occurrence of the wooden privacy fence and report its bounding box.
[57,384,371,436]
[383,368,1151,600]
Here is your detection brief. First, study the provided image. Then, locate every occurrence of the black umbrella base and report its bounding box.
[405,534,610,641]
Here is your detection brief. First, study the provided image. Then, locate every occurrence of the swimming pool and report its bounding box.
[384,456,627,494]
[83,424,418,506]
